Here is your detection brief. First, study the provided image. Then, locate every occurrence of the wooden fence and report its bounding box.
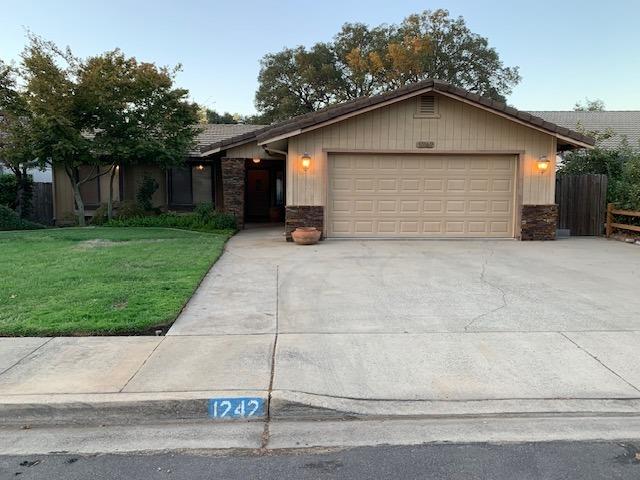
[555,174,608,236]
[606,204,640,237]
[28,182,54,225]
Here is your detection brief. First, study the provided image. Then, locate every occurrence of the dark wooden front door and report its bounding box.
[246,169,270,219]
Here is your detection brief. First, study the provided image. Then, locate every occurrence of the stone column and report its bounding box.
[285,206,324,241]
[521,204,558,240]
[221,158,245,229]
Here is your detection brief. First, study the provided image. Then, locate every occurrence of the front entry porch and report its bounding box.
[220,157,285,228]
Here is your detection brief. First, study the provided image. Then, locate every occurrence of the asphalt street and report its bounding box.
[2,441,640,479]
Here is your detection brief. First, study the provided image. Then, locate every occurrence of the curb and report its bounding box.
[269,391,640,419]
[0,391,267,427]
[4,391,640,427]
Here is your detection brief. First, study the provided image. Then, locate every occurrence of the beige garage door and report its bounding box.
[327,154,516,238]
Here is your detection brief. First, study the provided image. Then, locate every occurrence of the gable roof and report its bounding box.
[198,79,595,155]
[528,111,640,150]
[192,123,266,156]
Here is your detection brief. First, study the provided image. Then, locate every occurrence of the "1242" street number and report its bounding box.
[207,397,265,419]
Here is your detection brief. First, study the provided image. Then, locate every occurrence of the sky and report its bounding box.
[2,0,639,115]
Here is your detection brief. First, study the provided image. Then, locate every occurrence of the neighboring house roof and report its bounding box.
[198,79,595,155]
[191,123,266,156]
[528,111,640,150]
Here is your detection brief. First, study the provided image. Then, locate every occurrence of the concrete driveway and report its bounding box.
[166,226,640,414]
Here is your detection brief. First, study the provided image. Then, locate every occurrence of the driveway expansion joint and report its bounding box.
[118,336,166,393]
[261,263,280,451]
[560,332,640,394]
[0,337,55,377]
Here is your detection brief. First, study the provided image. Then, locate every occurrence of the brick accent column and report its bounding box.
[221,158,245,228]
[521,204,558,240]
[285,206,324,241]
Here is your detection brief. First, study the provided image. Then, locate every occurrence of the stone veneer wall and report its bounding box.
[521,204,558,241]
[221,158,245,228]
[285,206,324,241]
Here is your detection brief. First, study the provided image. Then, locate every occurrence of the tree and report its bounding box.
[204,109,239,124]
[76,49,201,219]
[16,36,99,226]
[255,9,521,123]
[0,61,39,218]
[574,98,605,112]
[2,35,200,225]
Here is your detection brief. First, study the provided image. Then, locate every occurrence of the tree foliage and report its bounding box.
[0,61,39,217]
[0,35,201,225]
[204,109,239,124]
[574,98,605,112]
[559,143,640,210]
[255,9,521,122]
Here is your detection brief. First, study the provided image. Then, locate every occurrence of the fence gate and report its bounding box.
[29,182,54,225]
[555,174,608,236]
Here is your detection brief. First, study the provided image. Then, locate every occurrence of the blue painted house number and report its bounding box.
[208,397,265,419]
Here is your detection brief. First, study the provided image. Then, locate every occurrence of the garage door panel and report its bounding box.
[425,179,444,192]
[491,221,510,233]
[378,179,398,191]
[327,154,515,238]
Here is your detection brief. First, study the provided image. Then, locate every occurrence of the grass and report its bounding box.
[0,227,231,336]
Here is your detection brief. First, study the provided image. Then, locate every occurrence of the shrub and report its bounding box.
[105,210,236,233]
[0,173,33,217]
[194,202,215,221]
[90,204,109,225]
[136,176,159,212]
[0,205,44,231]
[116,201,145,219]
[0,174,18,207]
[559,144,640,211]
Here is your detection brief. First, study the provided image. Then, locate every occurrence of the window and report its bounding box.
[192,165,213,205]
[415,95,439,118]
[78,165,100,207]
[169,167,193,206]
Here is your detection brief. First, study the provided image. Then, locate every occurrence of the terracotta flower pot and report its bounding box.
[291,227,321,245]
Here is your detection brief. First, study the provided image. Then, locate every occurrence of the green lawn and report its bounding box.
[0,227,231,336]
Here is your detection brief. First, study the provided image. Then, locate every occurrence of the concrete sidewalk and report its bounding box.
[3,331,640,424]
[1,227,640,427]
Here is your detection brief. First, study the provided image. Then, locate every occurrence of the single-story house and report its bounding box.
[52,79,595,240]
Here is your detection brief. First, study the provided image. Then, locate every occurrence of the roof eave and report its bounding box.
[257,85,437,145]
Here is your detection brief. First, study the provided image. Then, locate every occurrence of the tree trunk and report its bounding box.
[65,167,86,227]
[17,166,32,219]
[72,181,86,227]
[107,165,117,220]
[14,170,25,218]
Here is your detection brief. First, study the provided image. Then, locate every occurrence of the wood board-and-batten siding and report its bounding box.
[285,94,557,207]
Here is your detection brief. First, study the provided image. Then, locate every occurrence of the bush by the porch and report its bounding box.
[105,206,236,233]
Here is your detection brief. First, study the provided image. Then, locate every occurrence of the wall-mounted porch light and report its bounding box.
[195,164,205,172]
[537,155,550,174]
[301,152,311,172]
[252,158,261,164]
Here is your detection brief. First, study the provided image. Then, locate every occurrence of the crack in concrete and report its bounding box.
[464,248,508,332]
[261,264,280,452]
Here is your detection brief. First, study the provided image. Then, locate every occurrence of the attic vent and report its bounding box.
[416,95,438,117]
